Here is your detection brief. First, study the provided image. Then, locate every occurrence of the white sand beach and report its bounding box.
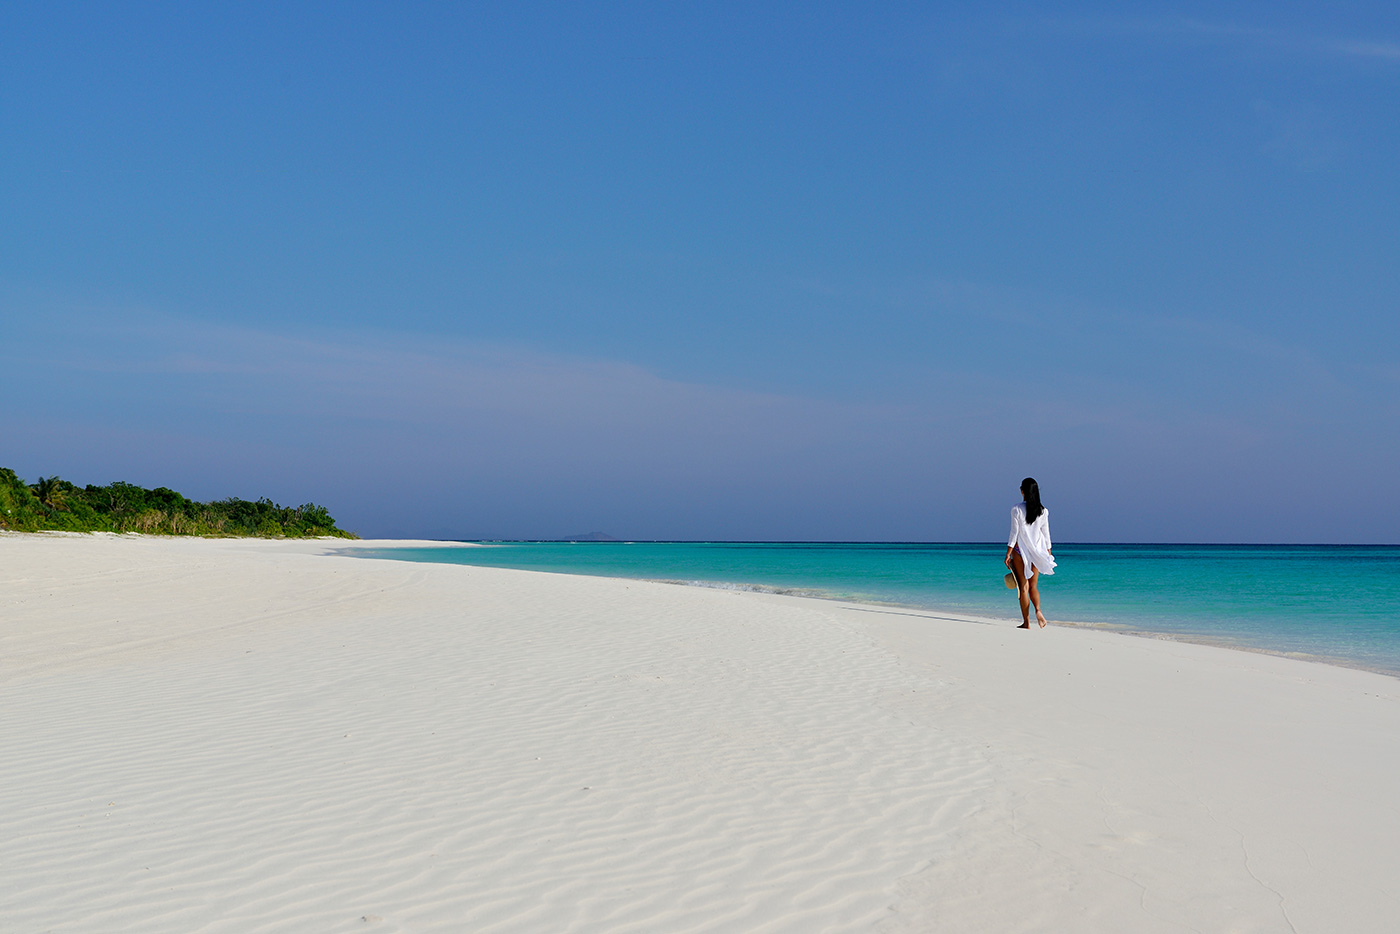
[3,533,1398,933]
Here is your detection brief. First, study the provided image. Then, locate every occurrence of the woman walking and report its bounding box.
[1005,477,1055,628]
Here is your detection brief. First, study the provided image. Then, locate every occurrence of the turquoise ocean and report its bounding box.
[353,542,1400,677]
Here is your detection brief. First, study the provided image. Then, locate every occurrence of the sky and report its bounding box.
[3,2,1397,542]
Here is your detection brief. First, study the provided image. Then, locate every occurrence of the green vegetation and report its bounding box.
[0,468,355,538]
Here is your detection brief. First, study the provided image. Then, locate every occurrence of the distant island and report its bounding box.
[0,468,355,539]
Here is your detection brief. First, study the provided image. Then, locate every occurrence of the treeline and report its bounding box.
[0,468,355,538]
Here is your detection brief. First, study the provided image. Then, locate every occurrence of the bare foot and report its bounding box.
[1016,622,1030,629]
[1036,614,1047,629]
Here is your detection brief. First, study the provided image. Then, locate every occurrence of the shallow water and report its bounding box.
[351,542,1400,676]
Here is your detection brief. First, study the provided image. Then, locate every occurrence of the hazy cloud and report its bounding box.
[4,297,1394,542]
[1330,40,1400,60]
[1048,15,1400,65]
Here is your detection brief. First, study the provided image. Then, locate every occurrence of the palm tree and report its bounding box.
[34,476,67,512]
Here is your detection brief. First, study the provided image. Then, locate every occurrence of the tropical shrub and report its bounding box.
[0,468,354,538]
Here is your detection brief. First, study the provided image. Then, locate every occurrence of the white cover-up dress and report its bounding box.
[1008,503,1055,577]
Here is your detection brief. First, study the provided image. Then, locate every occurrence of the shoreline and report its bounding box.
[12,530,1397,678]
[663,575,1400,679]
[343,537,1400,681]
[4,534,1399,931]
[653,576,1400,679]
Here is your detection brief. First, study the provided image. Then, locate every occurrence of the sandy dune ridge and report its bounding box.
[2,534,1397,932]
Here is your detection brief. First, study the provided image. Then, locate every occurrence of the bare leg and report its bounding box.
[1027,568,1046,628]
[1009,551,1031,628]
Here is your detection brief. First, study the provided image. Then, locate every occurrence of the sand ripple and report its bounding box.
[1,537,990,932]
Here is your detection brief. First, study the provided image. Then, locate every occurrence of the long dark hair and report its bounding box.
[1021,477,1044,525]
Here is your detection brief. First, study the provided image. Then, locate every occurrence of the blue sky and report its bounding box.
[3,2,1397,541]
